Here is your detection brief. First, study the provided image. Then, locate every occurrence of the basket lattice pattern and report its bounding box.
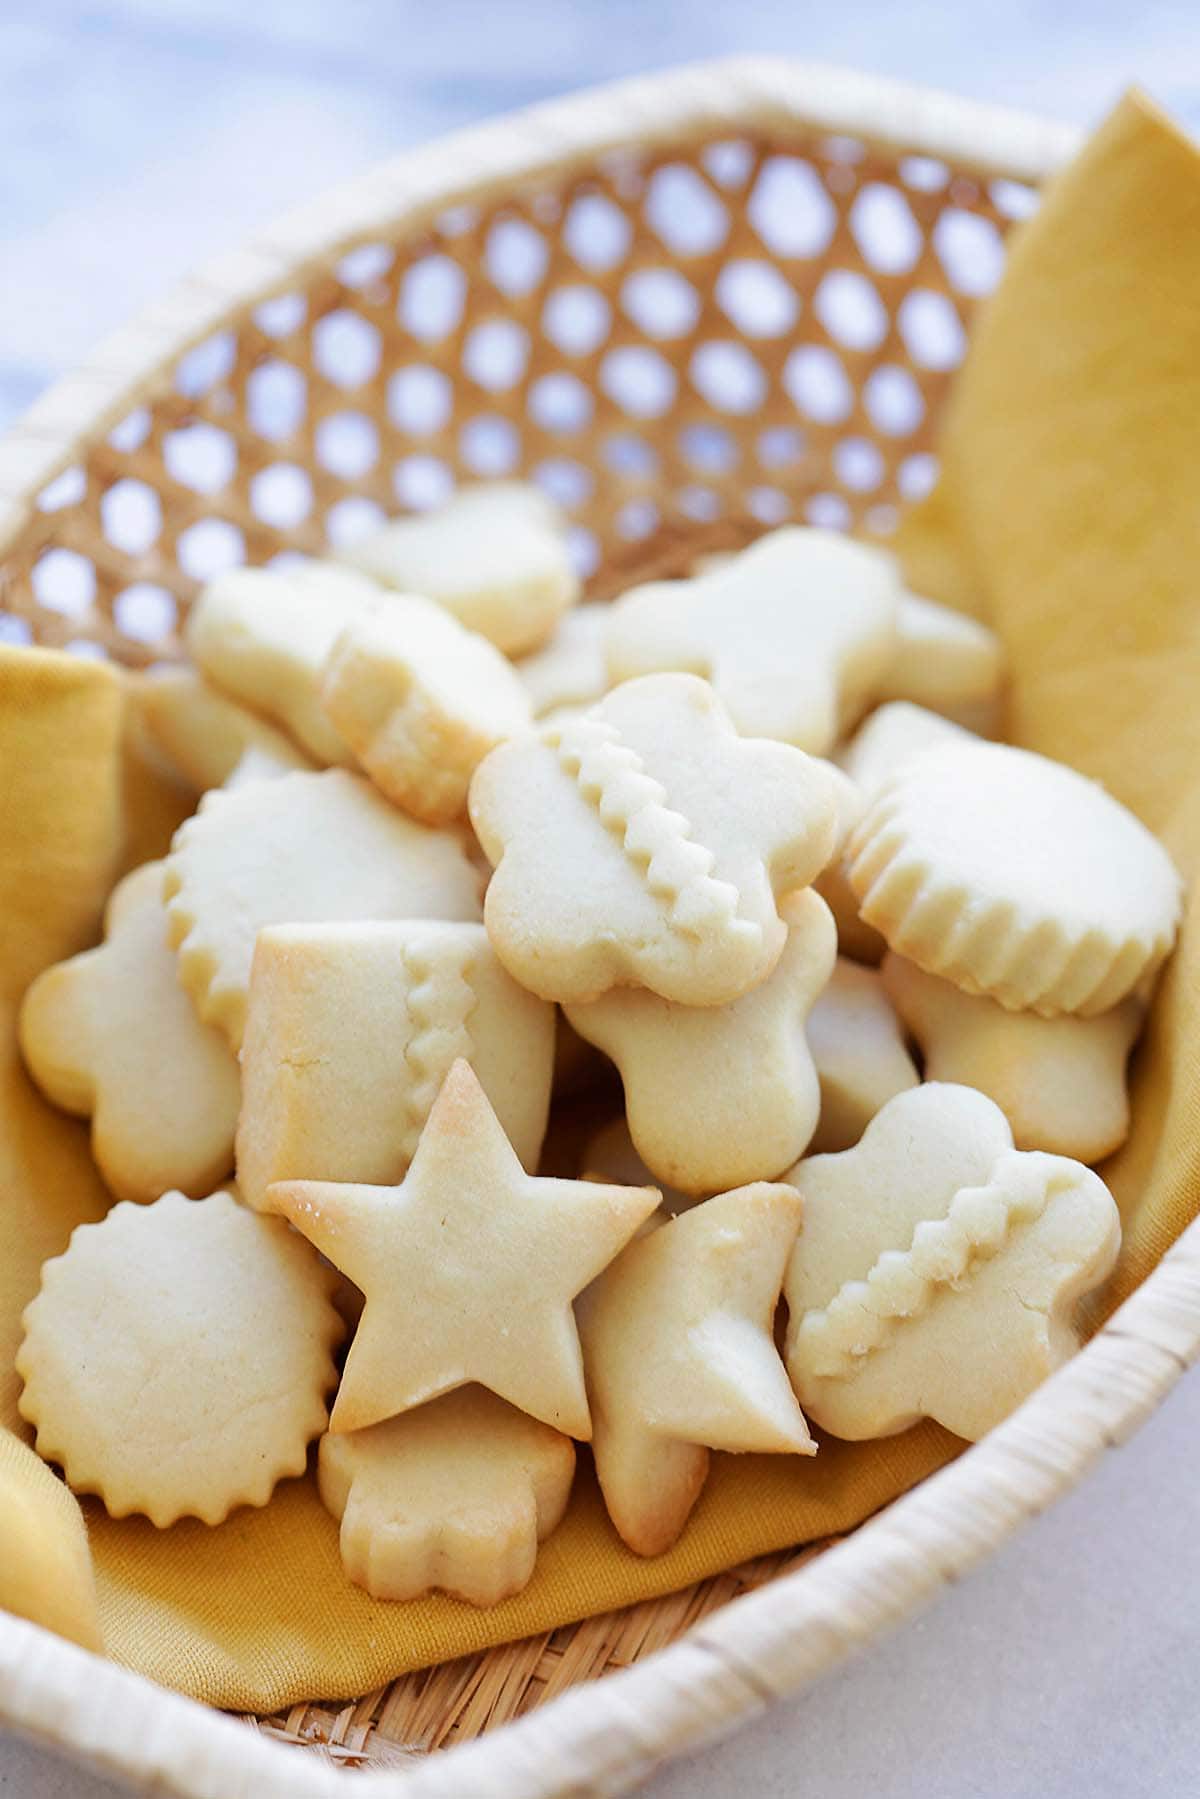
[0,128,1026,666]
[0,119,1028,1766]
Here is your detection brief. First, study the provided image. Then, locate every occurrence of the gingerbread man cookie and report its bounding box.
[186,559,383,765]
[19,861,240,1203]
[271,1060,658,1439]
[164,768,482,1049]
[605,528,899,754]
[238,919,554,1209]
[320,592,532,822]
[17,1189,342,1525]
[882,952,1143,1163]
[564,888,836,1193]
[784,1083,1121,1441]
[339,482,579,655]
[470,672,838,1006]
[318,1387,575,1605]
[580,1182,813,1555]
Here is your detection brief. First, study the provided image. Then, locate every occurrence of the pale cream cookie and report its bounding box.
[319,592,532,823]
[581,1117,696,1214]
[186,560,384,764]
[19,861,240,1204]
[882,952,1143,1164]
[846,739,1182,1016]
[806,957,919,1153]
[470,672,838,1006]
[339,482,579,656]
[877,591,1004,721]
[163,768,482,1050]
[318,1387,575,1605]
[784,1083,1121,1442]
[237,919,554,1210]
[579,1182,814,1556]
[605,527,899,754]
[836,700,973,798]
[16,1189,342,1526]
[564,888,836,1194]
[131,666,314,794]
[271,1060,658,1439]
[818,704,972,964]
[517,601,612,717]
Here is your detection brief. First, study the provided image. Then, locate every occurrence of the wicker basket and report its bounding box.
[2,54,1198,1799]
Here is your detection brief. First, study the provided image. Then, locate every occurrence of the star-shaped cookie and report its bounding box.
[318,1386,576,1605]
[565,887,836,1194]
[580,1182,813,1555]
[270,1059,658,1438]
[164,768,483,1049]
[784,1083,1122,1441]
[604,527,899,754]
[470,672,838,1006]
[19,860,240,1203]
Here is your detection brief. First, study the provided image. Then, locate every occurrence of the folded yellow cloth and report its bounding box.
[1,88,1198,1713]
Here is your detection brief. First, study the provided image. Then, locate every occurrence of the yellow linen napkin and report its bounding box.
[2,87,1198,1710]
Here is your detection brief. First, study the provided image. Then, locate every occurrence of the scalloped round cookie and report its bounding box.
[846,739,1182,1016]
[16,1189,343,1526]
[164,767,483,1049]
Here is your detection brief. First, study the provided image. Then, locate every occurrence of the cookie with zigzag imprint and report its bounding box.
[237,918,554,1211]
[469,672,839,1006]
[783,1083,1121,1443]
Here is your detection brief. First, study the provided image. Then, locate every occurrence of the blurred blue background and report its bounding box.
[3,1,1197,431]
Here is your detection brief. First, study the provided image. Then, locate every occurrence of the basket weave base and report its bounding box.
[248,1540,838,1768]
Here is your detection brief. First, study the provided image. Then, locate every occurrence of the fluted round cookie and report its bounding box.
[19,861,240,1203]
[164,768,482,1049]
[784,1084,1121,1442]
[318,1387,575,1606]
[16,1190,343,1526]
[470,672,839,1007]
[846,740,1182,1016]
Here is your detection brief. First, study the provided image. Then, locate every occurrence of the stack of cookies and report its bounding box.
[15,484,1183,1604]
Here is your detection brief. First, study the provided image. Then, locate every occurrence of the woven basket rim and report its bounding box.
[5,53,1191,1799]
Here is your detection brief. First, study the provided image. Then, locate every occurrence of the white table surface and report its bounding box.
[3,4,1198,1795]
